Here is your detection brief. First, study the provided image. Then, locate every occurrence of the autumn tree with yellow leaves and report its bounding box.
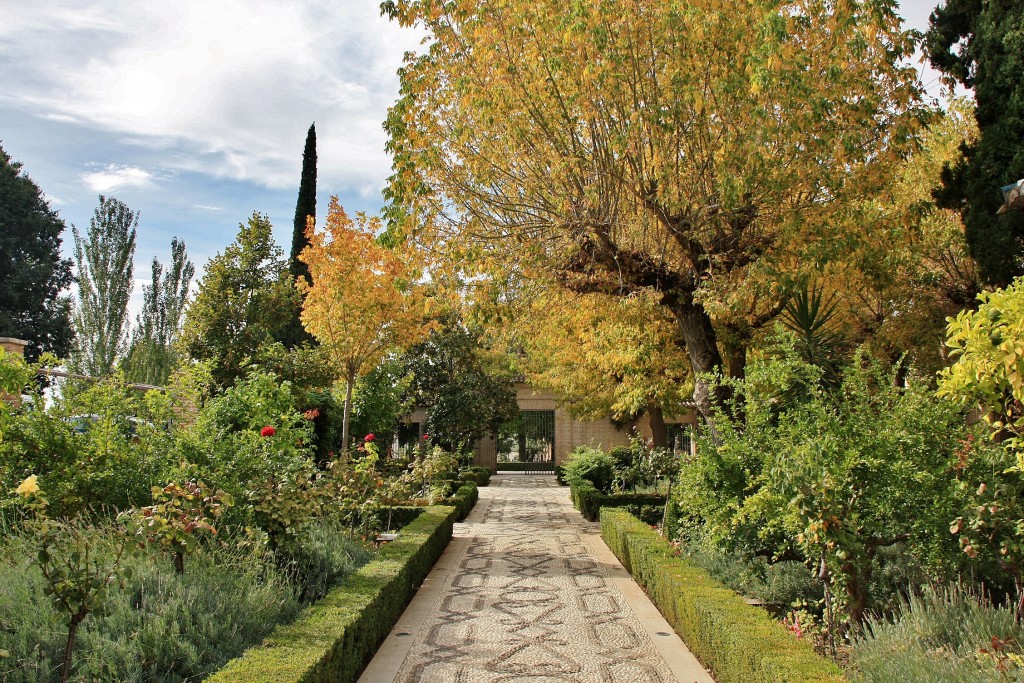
[492,283,692,445]
[382,0,928,420]
[299,198,430,449]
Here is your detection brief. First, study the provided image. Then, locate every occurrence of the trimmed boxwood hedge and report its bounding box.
[600,509,845,683]
[205,505,457,683]
[460,466,492,487]
[570,479,666,522]
[495,461,555,472]
[444,481,479,521]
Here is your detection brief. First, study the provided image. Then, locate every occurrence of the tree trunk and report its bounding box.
[342,370,354,453]
[727,345,747,381]
[647,401,667,449]
[174,550,185,575]
[670,301,730,421]
[60,611,86,683]
[843,562,870,629]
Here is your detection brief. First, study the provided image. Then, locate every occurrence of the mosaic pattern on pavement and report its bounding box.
[392,476,678,683]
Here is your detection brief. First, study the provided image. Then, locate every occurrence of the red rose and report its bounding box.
[422,433,430,439]
[364,433,376,442]
[260,426,276,437]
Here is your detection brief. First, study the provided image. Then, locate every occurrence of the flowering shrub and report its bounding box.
[176,372,313,511]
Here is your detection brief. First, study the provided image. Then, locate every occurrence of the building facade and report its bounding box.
[406,382,697,470]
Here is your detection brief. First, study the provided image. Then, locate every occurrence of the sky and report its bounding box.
[0,0,950,319]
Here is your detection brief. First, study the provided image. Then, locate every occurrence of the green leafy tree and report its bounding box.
[925,0,1024,286]
[179,213,295,387]
[70,196,137,376]
[350,355,414,451]
[0,144,74,362]
[123,237,194,385]
[401,316,519,453]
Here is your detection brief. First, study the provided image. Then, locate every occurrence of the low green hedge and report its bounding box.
[205,505,457,683]
[570,480,665,522]
[359,506,423,531]
[460,466,492,487]
[600,509,845,683]
[444,482,478,521]
[495,461,555,472]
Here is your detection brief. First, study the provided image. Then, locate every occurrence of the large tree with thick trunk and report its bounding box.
[382,0,926,420]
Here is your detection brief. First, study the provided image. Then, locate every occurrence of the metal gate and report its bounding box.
[520,410,555,474]
[498,410,556,474]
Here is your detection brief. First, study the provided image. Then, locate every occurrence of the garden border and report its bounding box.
[205,504,457,683]
[570,479,665,522]
[600,508,846,683]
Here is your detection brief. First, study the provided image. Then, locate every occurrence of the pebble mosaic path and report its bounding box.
[359,475,713,683]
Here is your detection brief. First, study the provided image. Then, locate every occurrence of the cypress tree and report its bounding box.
[925,0,1024,287]
[290,123,317,283]
[281,123,318,348]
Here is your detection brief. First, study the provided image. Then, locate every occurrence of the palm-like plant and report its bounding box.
[782,284,847,390]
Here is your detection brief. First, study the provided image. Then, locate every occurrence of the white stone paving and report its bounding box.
[359,475,714,683]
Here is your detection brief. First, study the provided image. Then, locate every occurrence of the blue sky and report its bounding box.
[0,0,947,317]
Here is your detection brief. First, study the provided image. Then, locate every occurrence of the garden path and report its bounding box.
[358,475,714,683]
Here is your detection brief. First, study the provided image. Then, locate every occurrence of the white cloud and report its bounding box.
[0,1,424,196]
[82,165,156,193]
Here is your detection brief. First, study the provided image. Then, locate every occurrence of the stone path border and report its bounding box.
[359,475,713,683]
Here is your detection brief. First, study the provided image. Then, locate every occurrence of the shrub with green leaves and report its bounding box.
[674,341,975,627]
[609,437,677,493]
[1,374,177,515]
[561,446,615,493]
[175,371,315,508]
[133,480,233,574]
[939,278,1024,614]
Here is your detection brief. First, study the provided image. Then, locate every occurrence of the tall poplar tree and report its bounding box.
[925,0,1024,287]
[71,196,137,376]
[123,237,195,385]
[0,144,74,362]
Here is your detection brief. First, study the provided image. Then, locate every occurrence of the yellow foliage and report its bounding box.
[298,197,430,383]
